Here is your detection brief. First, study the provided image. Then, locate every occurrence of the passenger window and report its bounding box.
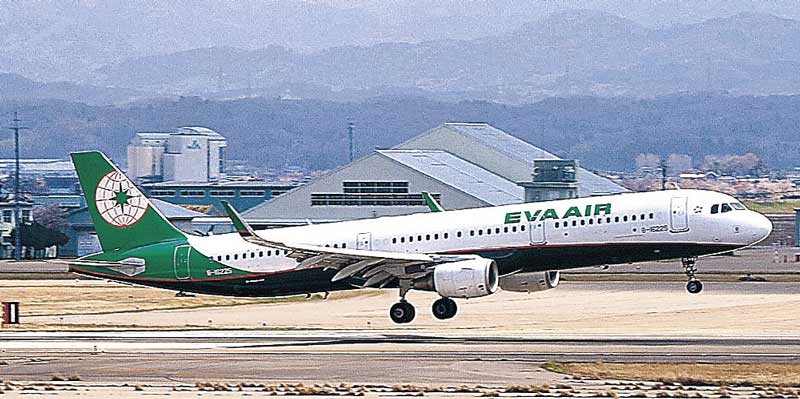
[457,231,462,238]
[392,238,397,244]
[504,227,509,233]
[597,218,602,224]
[521,225,526,231]
[342,243,346,248]
[417,235,422,241]
[649,213,654,219]
[721,203,732,213]
[409,236,414,242]
[606,217,611,223]
[234,254,238,260]
[216,256,222,261]
[623,216,628,222]
[511,226,517,233]
[225,255,230,261]
[495,228,500,234]
[478,230,483,236]
[434,234,439,240]
[486,229,491,235]
[333,244,338,248]
[443,233,448,239]
[632,215,637,221]
[580,220,586,226]
[470,230,475,237]
[614,216,620,223]
[555,222,560,228]
[401,237,405,243]
[588,219,594,225]
[711,204,719,214]
[251,252,255,258]
[572,220,577,227]
[259,251,264,257]
[268,250,272,256]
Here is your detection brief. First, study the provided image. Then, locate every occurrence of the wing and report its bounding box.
[220,201,472,287]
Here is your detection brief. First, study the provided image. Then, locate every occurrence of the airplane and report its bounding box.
[68,151,773,324]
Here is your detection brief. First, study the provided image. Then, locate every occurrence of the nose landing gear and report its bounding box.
[682,257,703,294]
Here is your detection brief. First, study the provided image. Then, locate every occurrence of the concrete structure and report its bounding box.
[127,127,227,183]
[142,180,296,215]
[0,195,33,259]
[61,199,206,257]
[240,123,626,227]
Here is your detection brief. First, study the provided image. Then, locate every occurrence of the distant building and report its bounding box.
[237,123,627,228]
[127,127,227,183]
[0,194,33,259]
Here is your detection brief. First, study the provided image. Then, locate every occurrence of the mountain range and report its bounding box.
[4,10,800,104]
[1,93,798,172]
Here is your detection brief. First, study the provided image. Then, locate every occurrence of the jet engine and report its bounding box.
[413,258,499,298]
[499,271,560,293]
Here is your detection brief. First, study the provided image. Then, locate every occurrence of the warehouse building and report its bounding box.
[237,123,627,228]
[142,180,296,215]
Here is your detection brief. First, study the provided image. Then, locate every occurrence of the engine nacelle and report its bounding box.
[499,271,560,293]
[415,258,499,299]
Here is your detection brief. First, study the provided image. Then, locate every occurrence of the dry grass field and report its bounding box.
[0,280,375,318]
[546,361,800,386]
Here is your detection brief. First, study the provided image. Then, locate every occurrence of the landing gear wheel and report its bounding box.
[681,257,702,294]
[686,280,703,294]
[432,297,458,320]
[390,301,416,324]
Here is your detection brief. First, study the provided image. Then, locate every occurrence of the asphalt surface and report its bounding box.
[2,331,800,384]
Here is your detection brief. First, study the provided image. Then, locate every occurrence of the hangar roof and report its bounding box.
[443,123,558,161]
[377,150,523,206]
[436,123,627,195]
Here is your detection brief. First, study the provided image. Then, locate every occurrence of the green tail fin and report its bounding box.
[70,151,185,252]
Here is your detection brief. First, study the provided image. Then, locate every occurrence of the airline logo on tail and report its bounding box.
[94,170,149,228]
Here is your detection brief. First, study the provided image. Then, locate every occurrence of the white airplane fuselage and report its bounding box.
[176,189,771,296]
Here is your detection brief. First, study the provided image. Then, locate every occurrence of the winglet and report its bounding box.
[421,192,445,212]
[221,201,256,238]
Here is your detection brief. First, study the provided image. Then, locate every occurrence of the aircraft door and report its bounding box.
[670,196,689,232]
[356,233,372,250]
[174,245,191,280]
[529,221,545,244]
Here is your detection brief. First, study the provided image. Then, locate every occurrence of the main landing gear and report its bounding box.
[389,280,458,324]
[682,257,703,294]
[431,297,457,320]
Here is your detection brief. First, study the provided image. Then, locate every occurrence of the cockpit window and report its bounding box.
[710,204,719,214]
[731,202,746,210]
[721,203,732,213]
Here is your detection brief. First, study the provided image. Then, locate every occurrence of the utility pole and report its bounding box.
[347,120,354,163]
[660,158,668,190]
[8,112,28,261]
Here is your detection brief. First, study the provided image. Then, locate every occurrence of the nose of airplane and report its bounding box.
[749,211,773,244]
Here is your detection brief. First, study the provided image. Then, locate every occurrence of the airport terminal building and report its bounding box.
[234,123,627,228]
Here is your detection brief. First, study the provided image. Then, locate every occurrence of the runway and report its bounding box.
[2,331,800,385]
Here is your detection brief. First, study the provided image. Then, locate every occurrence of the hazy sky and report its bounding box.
[2,0,800,81]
